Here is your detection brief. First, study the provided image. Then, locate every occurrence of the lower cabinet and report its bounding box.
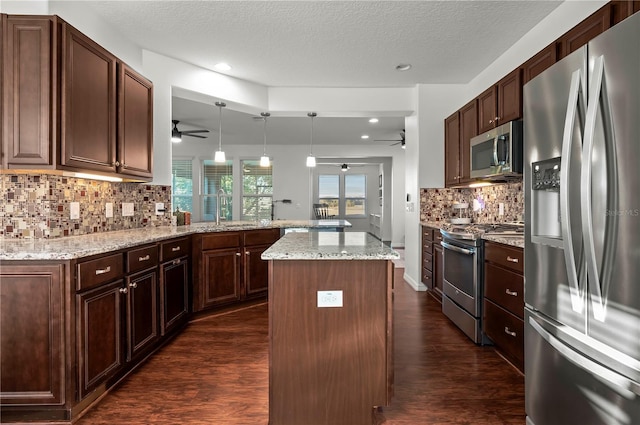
[125,268,159,362]
[483,241,524,372]
[160,256,189,335]
[422,225,444,300]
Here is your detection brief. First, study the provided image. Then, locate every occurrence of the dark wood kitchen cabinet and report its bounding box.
[243,228,280,299]
[483,241,524,372]
[557,5,611,59]
[422,225,443,300]
[522,42,557,84]
[477,68,522,134]
[159,238,190,336]
[444,100,476,187]
[1,14,153,181]
[444,111,462,187]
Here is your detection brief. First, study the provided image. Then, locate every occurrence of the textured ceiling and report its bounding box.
[83,0,562,87]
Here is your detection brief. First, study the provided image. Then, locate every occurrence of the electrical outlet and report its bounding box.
[122,202,134,217]
[105,202,113,218]
[317,291,343,308]
[155,202,165,215]
[70,202,80,220]
[499,203,505,216]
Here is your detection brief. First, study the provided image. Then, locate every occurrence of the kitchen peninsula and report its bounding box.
[262,232,398,425]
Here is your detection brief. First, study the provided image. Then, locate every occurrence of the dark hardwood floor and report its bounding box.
[76,267,524,425]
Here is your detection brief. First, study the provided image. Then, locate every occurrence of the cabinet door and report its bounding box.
[497,69,522,123]
[77,280,124,400]
[201,248,241,308]
[477,86,498,133]
[2,16,57,168]
[459,99,478,184]
[126,269,159,362]
[522,43,557,84]
[433,244,444,300]
[558,5,611,59]
[444,111,460,187]
[244,244,270,299]
[117,63,153,180]
[0,264,65,405]
[61,23,117,173]
[160,257,189,336]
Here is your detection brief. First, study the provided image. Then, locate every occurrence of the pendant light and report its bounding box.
[260,112,271,167]
[306,112,317,167]
[214,101,226,163]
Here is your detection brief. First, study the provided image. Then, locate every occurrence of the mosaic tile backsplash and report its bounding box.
[420,182,524,224]
[1,174,172,238]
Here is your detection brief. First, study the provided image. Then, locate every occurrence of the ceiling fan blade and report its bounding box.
[374,139,401,142]
[182,129,209,134]
[183,133,207,139]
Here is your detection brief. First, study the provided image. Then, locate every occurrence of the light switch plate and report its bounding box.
[155,202,165,215]
[70,202,80,220]
[105,202,113,218]
[317,290,343,308]
[122,202,134,217]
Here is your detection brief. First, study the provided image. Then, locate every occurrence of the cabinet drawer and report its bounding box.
[422,252,433,271]
[422,240,433,253]
[201,232,241,251]
[77,253,124,291]
[484,263,524,319]
[244,228,280,246]
[422,227,434,241]
[422,268,433,286]
[161,237,191,262]
[485,242,523,273]
[127,244,158,274]
[483,299,524,371]
[434,231,443,244]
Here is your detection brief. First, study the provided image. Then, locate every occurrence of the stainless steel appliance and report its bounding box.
[440,223,523,344]
[523,13,640,425]
[470,120,523,180]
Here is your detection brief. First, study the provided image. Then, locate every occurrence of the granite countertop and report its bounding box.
[420,221,524,249]
[0,220,352,261]
[261,232,399,261]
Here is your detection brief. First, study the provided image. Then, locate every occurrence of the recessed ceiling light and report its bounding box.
[361,135,369,139]
[396,64,412,71]
[214,62,232,71]
[369,118,379,123]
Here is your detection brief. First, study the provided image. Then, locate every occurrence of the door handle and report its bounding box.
[440,241,474,255]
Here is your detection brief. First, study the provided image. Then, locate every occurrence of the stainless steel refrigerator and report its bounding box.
[523,12,640,425]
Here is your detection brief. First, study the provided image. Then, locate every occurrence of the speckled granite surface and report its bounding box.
[420,221,524,249]
[261,232,399,261]
[0,220,352,260]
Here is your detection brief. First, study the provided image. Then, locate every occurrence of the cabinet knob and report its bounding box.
[172,259,181,265]
[236,252,242,257]
[129,282,138,289]
[489,119,494,124]
[504,327,517,337]
[245,251,250,256]
[119,287,128,294]
[114,160,121,167]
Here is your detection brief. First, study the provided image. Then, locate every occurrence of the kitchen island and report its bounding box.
[262,232,398,425]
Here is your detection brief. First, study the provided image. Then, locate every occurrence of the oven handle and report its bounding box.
[441,241,475,255]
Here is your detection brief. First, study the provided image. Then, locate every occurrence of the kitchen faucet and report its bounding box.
[216,188,226,225]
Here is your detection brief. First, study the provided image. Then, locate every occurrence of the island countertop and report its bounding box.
[0,219,352,261]
[261,231,399,261]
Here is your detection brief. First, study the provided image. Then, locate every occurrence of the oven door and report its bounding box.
[441,240,480,317]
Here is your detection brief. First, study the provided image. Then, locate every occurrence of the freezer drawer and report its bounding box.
[525,310,640,425]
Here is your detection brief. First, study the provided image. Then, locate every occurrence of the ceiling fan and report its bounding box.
[171,120,209,142]
[374,130,406,148]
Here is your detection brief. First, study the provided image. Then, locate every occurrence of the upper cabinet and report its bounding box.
[557,6,611,59]
[444,111,461,187]
[477,68,522,134]
[444,99,477,188]
[1,14,153,181]
[522,42,557,84]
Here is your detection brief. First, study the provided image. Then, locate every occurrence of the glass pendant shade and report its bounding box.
[306,112,317,167]
[260,112,270,167]
[306,155,316,167]
[260,155,270,167]
[214,101,226,163]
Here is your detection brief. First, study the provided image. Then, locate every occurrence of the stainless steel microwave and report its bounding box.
[470,120,523,180]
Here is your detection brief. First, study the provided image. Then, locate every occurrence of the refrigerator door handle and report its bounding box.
[560,69,586,314]
[582,55,619,322]
[529,316,640,398]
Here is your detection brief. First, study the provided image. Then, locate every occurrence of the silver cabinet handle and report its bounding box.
[119,287,128,294]
[505,289,518,296]
[172,259,181,265]
[504,327,517,337]
[129,282,137,289]
[506,256,519,263]
[139,255,150,262]
[236,252,241,257]
[95,266,111,275]
[171,246,181,252]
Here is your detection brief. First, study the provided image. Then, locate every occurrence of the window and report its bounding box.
[202,160,232,221]
[242,160,273,221]
[318,175,339,217]
[345,174,366,216]
[172,159,193,213]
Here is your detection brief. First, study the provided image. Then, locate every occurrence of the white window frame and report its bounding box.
[241,159,273,221]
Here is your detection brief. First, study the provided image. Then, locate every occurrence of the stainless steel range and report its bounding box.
[440,223,523,344]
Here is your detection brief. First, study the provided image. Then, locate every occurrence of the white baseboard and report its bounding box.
[403,273,427,291]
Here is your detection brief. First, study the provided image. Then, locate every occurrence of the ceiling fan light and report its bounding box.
[171,133,182,143]
[401,141,406,149]
[341,163,349,171]
[260,155,270,167]
[214,150,226,163]
[306,155,316,167]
